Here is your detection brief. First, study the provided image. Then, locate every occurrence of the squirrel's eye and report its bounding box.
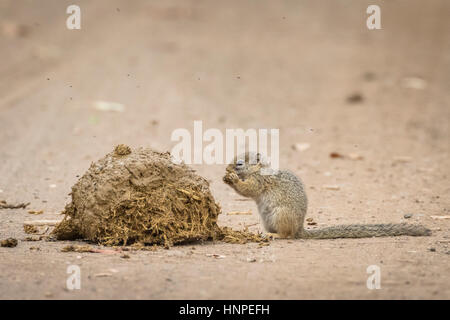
[236,159,244,167]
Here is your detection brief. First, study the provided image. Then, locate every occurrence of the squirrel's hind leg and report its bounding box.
[274,208,300,239]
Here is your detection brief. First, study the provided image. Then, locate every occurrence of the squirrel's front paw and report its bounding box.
[223,171,239,185]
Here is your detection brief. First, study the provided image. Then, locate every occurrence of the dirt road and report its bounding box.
[0,0,449,299]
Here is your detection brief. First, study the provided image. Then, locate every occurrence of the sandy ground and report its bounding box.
[0,0,449,299]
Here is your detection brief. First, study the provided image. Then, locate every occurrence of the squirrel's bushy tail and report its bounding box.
[301,223,431,239]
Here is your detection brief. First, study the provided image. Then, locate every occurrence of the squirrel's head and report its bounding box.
[226,152,270,179]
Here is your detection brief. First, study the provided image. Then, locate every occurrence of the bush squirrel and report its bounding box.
[223,152,431,239]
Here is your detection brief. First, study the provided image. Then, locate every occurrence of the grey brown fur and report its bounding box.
[223,152,431,239]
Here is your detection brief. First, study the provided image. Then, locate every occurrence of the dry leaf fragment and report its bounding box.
[330,152,344,159]
[24,225,39,234]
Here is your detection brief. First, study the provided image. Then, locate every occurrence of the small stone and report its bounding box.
[428,248,436,252]
[404,213,413,219]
